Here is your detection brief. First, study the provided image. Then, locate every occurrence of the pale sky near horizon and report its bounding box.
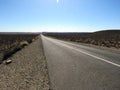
[0,0,120,32]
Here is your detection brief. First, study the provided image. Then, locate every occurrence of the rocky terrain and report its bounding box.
[0,36,50,90]
[0,33,39,63]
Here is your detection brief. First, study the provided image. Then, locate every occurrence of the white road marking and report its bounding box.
[43,36,120,68]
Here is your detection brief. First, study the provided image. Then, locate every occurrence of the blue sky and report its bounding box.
[0,0,120,32]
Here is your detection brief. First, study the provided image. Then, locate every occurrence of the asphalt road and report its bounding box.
[42,35,120,90]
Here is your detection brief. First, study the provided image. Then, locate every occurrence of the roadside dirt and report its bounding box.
[0,36,50,90]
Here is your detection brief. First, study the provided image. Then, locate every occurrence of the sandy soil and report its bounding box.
[0,36,50,90]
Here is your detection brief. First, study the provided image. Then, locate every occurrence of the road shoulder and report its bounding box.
[0,36,50,90]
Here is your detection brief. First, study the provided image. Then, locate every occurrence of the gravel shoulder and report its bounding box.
[0,36,50,90]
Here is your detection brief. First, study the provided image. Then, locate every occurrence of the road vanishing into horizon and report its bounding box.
[42,35,120,90]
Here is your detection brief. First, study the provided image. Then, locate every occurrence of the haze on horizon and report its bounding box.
[0,0,120,32]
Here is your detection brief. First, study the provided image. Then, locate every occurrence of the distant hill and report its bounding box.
[95,30,120,33]
[91,30,120,40]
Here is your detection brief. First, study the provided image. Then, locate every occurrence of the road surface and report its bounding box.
[42,35,120,90]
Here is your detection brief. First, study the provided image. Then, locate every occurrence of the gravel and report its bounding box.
[0,36,50,90]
